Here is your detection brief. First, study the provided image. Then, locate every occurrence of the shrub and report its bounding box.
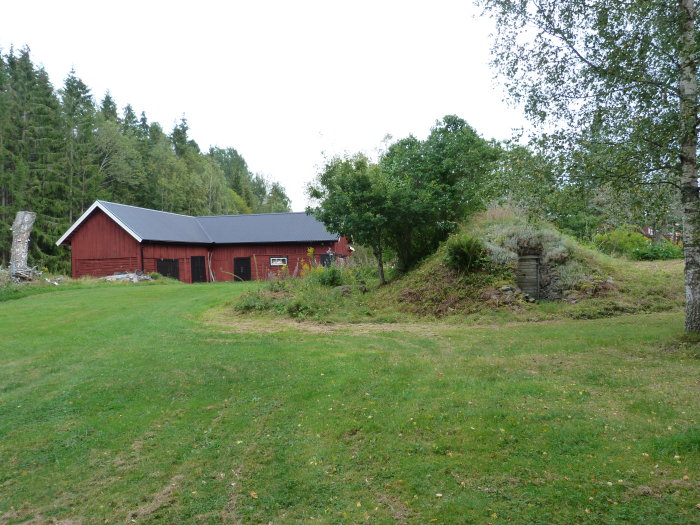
[594,228,649,256]
[233,289,276,313]
[557,260,590,289]
[303,264,345,287]
[501,227,561,256]
[472,217,571,269]
[233,258,383,321]
[485,242,518,267]
[317,265,344,287]
[443,234,487,272]
[631,242,684,261]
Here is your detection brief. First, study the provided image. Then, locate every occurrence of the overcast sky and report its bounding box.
[1,0,527,211]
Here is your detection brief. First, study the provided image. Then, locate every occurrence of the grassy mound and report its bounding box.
[374,208,683,321]
[233,208,684,323]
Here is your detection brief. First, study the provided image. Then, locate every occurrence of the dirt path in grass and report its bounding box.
[201,308,446,336]
[200,304,659,337]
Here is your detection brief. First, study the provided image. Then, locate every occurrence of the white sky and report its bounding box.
[1,0,527,211]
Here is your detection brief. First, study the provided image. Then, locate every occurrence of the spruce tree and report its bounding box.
[98,91,118,121]
[60,69,98,222]
[6,49,67,270]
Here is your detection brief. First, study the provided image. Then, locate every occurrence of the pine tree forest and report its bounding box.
[0,47,291,273]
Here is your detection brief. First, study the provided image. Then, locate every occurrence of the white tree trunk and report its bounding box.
[10,211,36,278]
[679,0,700,333]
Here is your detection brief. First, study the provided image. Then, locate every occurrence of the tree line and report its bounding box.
[0,47,291,272]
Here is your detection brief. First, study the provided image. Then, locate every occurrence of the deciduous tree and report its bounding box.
[307,154,391,284]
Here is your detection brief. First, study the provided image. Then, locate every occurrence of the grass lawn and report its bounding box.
[0,281,699,523]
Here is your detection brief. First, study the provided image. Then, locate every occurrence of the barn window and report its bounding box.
[270,257,288,267]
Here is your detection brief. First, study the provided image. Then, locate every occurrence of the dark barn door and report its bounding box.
[157,258,180,280]
[234,257,251,281]
[319,253,334,267]
[191,256,207,283]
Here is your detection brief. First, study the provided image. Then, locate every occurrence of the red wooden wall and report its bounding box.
[210,241,346,282]
[68,209,141,278]
[142,244,209,283]
[66,209,351,283]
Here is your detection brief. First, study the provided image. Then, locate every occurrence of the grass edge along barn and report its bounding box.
[56,201,350,283]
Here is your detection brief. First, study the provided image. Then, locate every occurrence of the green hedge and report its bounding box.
[631,243,683,260]
[594,228,649,256]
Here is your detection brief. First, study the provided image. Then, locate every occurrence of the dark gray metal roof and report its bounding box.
[65,201,339,244]
[99,201,212,243]
[197,212,339,244]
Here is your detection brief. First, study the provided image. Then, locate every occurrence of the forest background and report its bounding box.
[0,48,291,272]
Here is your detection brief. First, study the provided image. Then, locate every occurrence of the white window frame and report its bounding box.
[270,256,288,267]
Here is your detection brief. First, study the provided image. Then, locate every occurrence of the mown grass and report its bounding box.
[1,282,699,523]
[0,275,175,304]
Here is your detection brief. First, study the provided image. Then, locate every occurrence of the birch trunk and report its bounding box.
[679,0,700,333]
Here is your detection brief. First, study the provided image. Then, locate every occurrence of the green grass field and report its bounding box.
[1,281,699,524]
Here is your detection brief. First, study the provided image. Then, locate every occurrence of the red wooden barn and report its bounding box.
[56,200,350,283]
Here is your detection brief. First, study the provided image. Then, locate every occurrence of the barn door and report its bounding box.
[234,257,251,281]
[157,258,180,280]
[319,253,334,267]
[191,256,207,283]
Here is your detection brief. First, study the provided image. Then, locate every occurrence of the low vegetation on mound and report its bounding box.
[234,208,684,323]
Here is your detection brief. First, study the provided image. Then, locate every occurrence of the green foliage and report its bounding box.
[479,0,689,189]
[235,262,377,321]
[312,265,344,287]
[468,210,571,265]
[493,145,682,244]
[594,228,650,257]
[443,234,487,272]
[631,242,684,261]
[308,116,501,280]
[307,154,391,284]
[380,116,502,268]
[479,0,697,332]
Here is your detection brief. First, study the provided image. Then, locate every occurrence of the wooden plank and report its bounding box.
[516,256,540,298]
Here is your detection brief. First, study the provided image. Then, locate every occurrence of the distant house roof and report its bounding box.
[56,200,340,246]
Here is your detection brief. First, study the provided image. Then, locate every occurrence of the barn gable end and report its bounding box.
[67,208,142,278]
